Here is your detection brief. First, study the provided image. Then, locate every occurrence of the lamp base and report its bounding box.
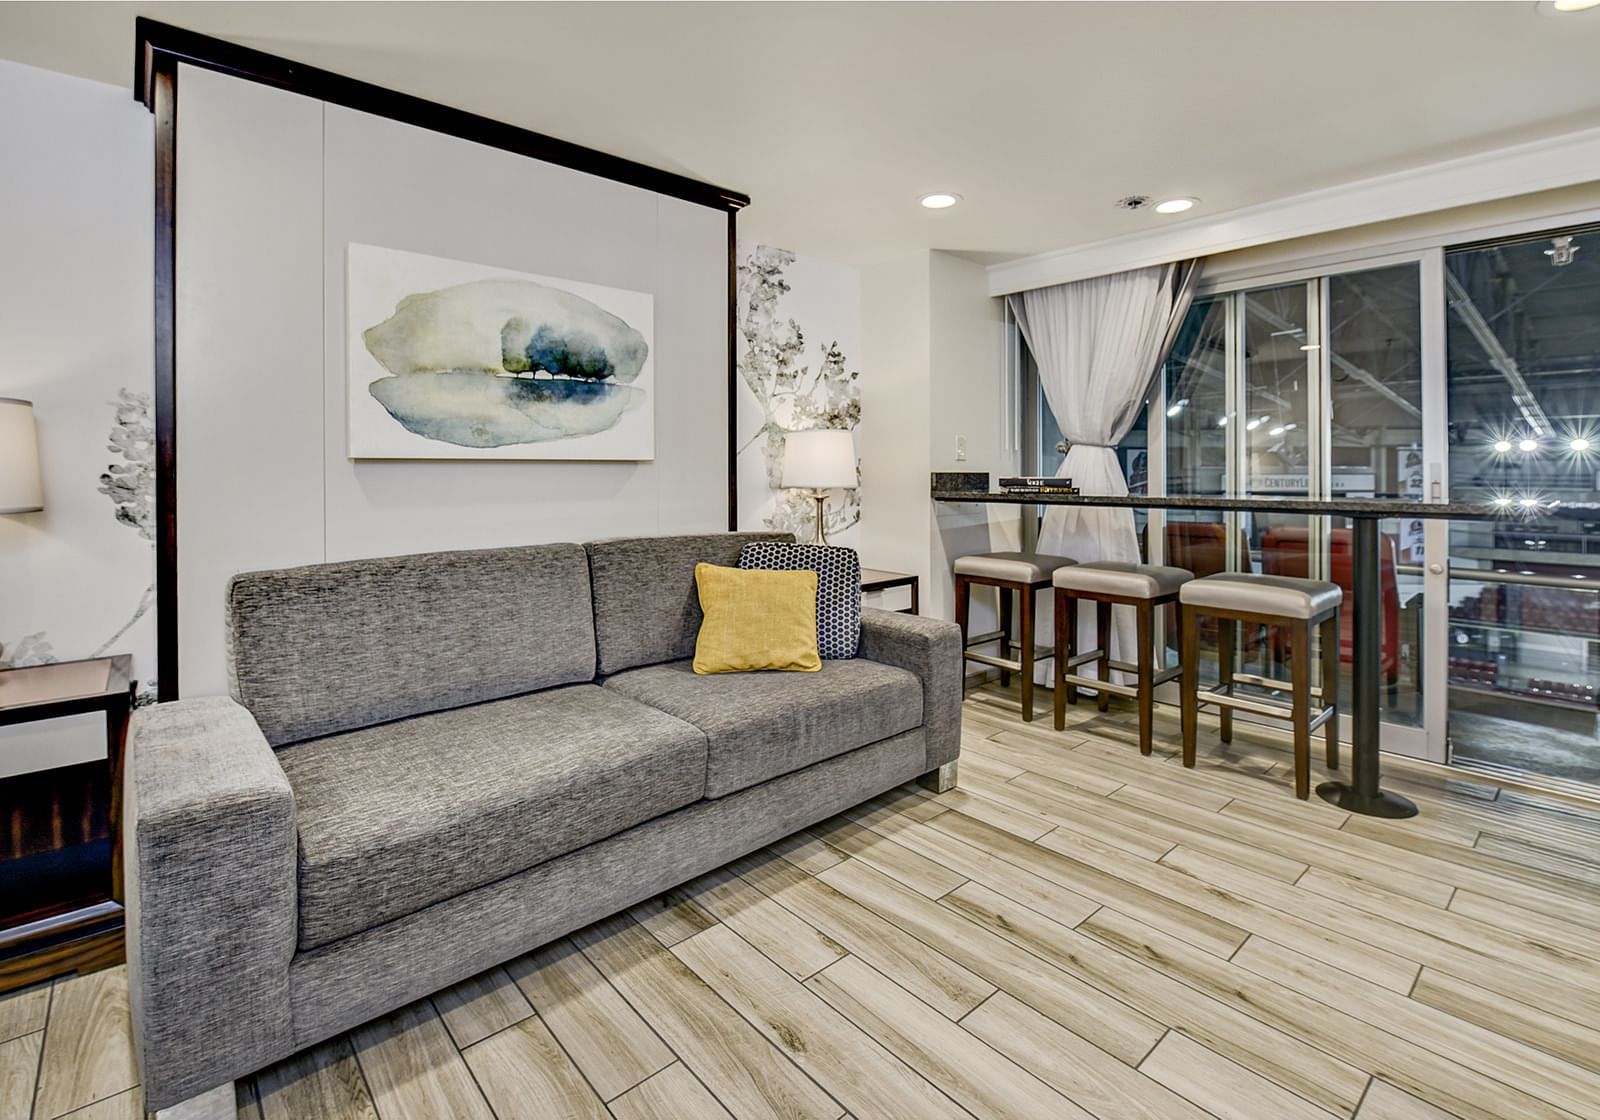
[809,490,829,545]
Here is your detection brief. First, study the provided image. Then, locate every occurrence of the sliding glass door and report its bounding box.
[1026,219,1600,785]
[1153,259,1438,758]
[1443,226,1600,787]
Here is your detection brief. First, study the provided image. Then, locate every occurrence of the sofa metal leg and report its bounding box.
[917,760,958,794]
[154,1082,236,1120]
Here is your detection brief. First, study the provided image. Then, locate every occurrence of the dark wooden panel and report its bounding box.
[1,761,110,861]
[133,18,749,213]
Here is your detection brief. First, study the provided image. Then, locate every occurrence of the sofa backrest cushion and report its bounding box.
[227,544,596,746]
[586,532,792,676]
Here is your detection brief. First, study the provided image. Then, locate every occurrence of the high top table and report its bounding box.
[931,484,1556,818]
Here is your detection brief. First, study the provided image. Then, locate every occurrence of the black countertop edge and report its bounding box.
[930,490,1600,520]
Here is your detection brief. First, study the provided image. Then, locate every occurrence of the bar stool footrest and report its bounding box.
[1060,665,1181,696]
[1199,686,1337,727]
[1219,671,1332,702]
[964,649,1054,673]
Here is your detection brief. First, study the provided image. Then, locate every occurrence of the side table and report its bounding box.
[861,568,920,615]
[0,654,135,992]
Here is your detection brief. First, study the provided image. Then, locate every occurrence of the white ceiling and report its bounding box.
[3,1,1600,267]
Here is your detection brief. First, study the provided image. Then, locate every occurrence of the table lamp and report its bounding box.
[782,428,856,545]
[0,398,44,514]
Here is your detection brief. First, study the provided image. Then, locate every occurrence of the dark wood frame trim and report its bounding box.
[134,19,750,699]
[728,210,740,532]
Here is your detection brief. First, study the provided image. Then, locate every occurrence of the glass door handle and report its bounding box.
[1428,563,1445,575]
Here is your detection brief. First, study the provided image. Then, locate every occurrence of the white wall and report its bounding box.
[861,250,1016,660]
[0,61,152,777]
[860,251,932,589]
[175,66,732,697]
[928,251,1019,627]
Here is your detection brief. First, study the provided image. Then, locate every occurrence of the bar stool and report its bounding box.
[1179,573,1342,800]
[953,551,1076,721]
[1052,561,1193,756]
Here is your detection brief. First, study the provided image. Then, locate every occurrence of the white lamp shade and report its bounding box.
[0,398,43,514]
[782,429,856,490]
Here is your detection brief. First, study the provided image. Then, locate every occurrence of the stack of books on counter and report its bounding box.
[998,476,1079,495]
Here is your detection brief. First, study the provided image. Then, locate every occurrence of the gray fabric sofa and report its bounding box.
[124,531,961,1110]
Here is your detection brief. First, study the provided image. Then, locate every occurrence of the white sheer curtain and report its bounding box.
[1010,260,1199,683]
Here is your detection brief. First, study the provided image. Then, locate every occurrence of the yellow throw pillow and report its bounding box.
[693,562,821,674]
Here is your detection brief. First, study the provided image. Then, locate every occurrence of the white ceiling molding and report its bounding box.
[986,124,1600,297]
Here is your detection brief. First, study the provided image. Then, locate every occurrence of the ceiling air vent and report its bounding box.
[1114,195,1153,211]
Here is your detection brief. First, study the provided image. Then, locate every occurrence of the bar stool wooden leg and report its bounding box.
[998,588,1013,688]
[1291,619,1312,800]
[1095,600,1112,713]
[1136,599,1154,757]
[1180,605,1199,768]
[1054,589,1069,730]
[1218,618,1235,744]
[955,574,970,646]
[1321,612,1341,770]
[1020,584,1036,722]
[955,574,971,699]
[1063,595,1079,707]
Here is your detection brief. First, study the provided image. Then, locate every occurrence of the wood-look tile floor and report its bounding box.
[9,682,1600,1120]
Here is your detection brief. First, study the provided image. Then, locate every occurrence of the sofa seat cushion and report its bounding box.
[277,684,708,950]
[603,658,922,798]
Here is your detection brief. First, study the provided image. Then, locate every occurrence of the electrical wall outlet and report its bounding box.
[955,436,967,462]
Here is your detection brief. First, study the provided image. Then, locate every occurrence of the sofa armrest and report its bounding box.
[124,696,297,1110]
[857,608,963,772]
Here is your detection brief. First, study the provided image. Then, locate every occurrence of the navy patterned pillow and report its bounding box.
[738,542,862,659]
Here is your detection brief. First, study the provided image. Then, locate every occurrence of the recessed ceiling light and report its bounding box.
[919,192,961,209]
[1154,197,1198,215]
[1552,0,1600,11]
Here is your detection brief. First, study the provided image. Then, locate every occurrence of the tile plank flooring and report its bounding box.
[8,683,1600,1120]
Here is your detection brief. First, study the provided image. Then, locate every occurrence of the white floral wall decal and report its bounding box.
[1,389,157,700]
[736,245,861,541]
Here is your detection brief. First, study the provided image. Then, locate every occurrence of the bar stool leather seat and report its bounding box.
[1180,572,1342,620]
[953,551,1076,583]
[1179,571,1342,800]
[954,550,1075,721]
[1052,560,1194,756]
[1054,561,1191,599]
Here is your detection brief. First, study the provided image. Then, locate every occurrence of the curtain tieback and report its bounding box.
[1066,442,1116,449]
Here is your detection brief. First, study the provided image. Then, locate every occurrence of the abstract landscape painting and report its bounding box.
[347,244,654,459]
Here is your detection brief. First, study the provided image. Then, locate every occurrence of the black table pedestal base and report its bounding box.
[1316,780,1418,818]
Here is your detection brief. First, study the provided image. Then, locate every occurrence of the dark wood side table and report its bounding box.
[861,568,920,615]
[0,654,135,992]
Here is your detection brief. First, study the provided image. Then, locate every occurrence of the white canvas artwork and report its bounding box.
[347,243,655,460]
